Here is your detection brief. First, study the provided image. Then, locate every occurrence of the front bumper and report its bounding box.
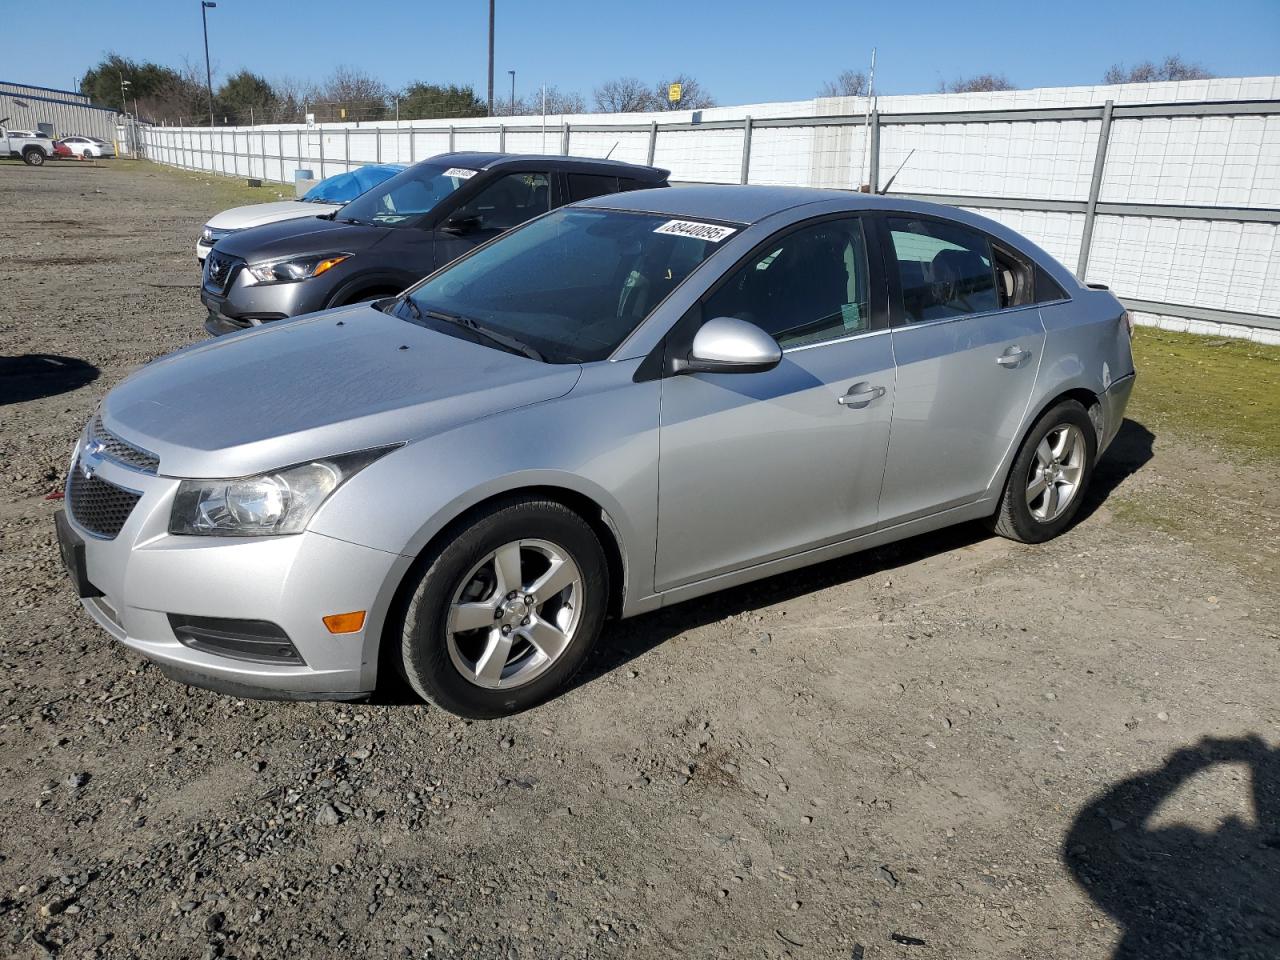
[56,444,412,699]
[200,270,319,337]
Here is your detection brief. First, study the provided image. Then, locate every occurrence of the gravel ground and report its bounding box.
[1,159,1277,960]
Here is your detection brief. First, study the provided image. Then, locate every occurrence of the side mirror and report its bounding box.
[442,214,481,235]
[676,316,782,375]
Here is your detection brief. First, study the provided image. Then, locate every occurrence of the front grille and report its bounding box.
[67,464,142,539]
[204,250,240,292]
[87,414,159,474]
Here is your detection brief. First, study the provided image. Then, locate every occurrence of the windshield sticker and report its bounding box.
[653,219,738,243]
[442,167,477,180]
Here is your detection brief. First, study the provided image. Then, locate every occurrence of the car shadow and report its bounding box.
[1076,418,1154,521]
[1063,735,1280,959]
[0,354,99,405]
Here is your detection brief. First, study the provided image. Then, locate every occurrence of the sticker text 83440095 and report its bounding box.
[653,220,738,243]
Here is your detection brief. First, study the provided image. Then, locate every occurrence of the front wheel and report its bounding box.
[990,399,1097,544]
[398,497,609,718]
[22,149,45,167]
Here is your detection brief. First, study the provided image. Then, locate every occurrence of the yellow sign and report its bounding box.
[339,107,347,119]
[668,83,682,103]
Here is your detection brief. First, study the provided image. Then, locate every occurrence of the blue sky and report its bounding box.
[7,0,1280,105]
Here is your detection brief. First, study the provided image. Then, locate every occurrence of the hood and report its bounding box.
[214,215,389,262]
[206,200,340,231]
[100,305,582,478]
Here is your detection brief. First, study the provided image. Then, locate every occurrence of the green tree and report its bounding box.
[217,70,277,124]
[398,82,486,120]
[80,53,182,111]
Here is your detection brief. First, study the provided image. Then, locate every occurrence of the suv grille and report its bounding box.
[204,250,240,292]
[67,464,142,539]
[87,415,159,474]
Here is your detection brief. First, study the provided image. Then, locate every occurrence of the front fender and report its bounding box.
[310,358,660,608]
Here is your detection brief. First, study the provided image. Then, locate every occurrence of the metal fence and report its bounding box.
[141,91,1280,342]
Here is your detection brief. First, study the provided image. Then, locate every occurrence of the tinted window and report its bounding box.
[567,174,620,202]
[450,171,552,234]
[336,162,472,227]
[703,218,870,349]
[401,208,719,363]
[620,177,658,191]
[303,165,401,204]
[888,217,999,322]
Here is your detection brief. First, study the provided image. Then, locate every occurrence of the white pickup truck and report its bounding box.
[1,122,57,166]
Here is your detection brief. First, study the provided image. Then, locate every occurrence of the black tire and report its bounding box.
[398,497,609,718]
[990,399,1097,544]
[22,149,45,167]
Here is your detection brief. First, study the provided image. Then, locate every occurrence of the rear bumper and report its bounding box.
[1099,371,1136,454]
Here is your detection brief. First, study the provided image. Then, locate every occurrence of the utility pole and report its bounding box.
[119,75,131,115]
[486,0,495,116]
[201,1,217,127]
[508,70,515,117]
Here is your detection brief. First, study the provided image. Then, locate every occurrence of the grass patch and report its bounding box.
[1128,327,1280,461]
[132,159,300,208]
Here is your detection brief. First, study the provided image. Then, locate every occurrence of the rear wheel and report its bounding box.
[991,399,1096,544]
[22,148,45,167]
[398,497,608,718]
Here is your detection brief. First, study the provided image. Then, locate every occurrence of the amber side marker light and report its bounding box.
[312,255,349,277]
[323,611,367,634]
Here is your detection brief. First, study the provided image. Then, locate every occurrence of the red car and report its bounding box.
[53,141,73,159]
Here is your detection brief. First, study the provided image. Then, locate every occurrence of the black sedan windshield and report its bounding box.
[336,162,473,226]
[401,208,727,363]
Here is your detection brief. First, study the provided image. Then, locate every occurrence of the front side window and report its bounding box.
[400,208,721,363]
[448,171,552,235]
[336,162,472,227]
[888,217,999,322]
[702,217,870,350]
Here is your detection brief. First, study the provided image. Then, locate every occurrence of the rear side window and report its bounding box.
[567,174,620,202]
[621,177,661,191]
[888,217,999,322]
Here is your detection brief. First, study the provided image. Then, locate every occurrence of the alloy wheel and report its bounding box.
[1026,423,1086,522]
[445,539,583,690]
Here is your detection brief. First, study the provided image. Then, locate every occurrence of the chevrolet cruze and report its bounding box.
[56,186,1135,718]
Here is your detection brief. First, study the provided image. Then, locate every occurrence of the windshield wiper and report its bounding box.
[395,294,424,322]
[337,216,367,225]
[422,308,544,362]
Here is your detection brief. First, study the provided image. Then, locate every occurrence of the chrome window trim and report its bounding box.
[782,325,891,354]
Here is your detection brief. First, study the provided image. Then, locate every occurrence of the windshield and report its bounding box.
[302,164,404,204]
[335,162,473,227]
[398,207,726,363]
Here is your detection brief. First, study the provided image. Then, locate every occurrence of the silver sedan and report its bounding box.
[56,186,1135,717]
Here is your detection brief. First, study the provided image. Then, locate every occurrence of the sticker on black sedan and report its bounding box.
[653,220,738,243]
[443,167,477,179]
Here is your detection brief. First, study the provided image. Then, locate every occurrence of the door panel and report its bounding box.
[655,334,895,591]
[880,306,1044,523]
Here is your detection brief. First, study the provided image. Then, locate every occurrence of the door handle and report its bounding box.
[996,346,1031,367]
[837,382,886,408]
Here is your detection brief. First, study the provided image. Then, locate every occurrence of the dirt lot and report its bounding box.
[1,159,1277,960]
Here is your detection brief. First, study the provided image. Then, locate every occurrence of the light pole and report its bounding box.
[119,75,131,115]
[486,0,495,116]
[508,70,515,117]
[201,1,217,127]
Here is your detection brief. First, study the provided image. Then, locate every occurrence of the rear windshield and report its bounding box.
[400,207,726,363]
[335,162,473,227]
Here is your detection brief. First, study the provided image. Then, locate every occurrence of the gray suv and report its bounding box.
[200,152,670,335]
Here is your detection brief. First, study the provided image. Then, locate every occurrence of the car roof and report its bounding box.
[574,183,920,225]
[418,151,669,181]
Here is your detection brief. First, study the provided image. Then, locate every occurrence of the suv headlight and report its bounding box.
[246,253,351,284]
[169,447,396,537]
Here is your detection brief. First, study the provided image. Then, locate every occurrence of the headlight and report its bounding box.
[246,253,351,285]
[168,446,396,537]
[201,225,233,244]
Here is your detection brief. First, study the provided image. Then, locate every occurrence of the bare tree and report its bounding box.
[594,77,655,113]
[938,73,1017,94]
[654,73,716,111]
[818,70,869,98]
[314,65,388,121]
[1104,55,1214,84]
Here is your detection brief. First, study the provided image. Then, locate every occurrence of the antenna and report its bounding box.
[879,148,915,194]
[604,141,619,159]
